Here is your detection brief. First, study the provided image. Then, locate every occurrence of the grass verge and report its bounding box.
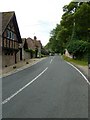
[63,55,88,66]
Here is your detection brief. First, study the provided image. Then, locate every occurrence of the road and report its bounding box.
[2,55,88,118]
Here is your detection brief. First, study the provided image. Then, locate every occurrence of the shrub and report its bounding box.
[25,49,35,53]
[67,40,88,59]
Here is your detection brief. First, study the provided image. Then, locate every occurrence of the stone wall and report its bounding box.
[2,51,20,68]
[16,51,20,62]
[22,49,31,60]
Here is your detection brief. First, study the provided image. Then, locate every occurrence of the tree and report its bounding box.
[46,2,90,59]
[67,40,88,59]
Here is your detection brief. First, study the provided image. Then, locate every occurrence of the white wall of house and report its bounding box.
[37,47,41,58]
[64,49,72,58]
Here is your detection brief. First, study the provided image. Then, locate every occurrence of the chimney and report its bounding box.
[34,36,37,40]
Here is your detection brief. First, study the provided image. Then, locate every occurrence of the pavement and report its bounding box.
[2,56,88,118]
[0,57,46,78]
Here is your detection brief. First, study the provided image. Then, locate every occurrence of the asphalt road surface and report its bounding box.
[2,55,89,118]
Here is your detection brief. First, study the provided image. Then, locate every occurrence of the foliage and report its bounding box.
[67,40,88,59]
[41,48,49,55]
[63,55,88,66]
[45,1,90,60]
[25,49,35,53]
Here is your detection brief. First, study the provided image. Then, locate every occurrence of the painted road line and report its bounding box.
[50,56,55,64]
[66,62,90,85]
[53,56,55,60]
[2,67,48,105]
[50,59,53,64]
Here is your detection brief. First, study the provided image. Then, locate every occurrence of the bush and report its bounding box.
[67,40,88,59]
[25,49,35,53]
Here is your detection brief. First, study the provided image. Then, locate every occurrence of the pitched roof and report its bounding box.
[34,40,42,48]
[27,37,33,40]
[2,11,14,33]
[23,37,42,50]
[2,11,22,43]
[26,37,35,50]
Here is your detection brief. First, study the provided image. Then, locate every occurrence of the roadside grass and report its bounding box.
[63,55,88,66]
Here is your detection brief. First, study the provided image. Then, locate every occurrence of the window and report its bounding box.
[12,33,15,40]
[7,30,15,40]
[7,30,10,38]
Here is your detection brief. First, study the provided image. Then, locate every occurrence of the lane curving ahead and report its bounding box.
[2,55,88,118]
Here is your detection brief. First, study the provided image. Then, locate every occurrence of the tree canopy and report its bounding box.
[45,1,90,59]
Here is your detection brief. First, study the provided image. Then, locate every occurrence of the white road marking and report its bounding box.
[50,56,55,64]
[66,62,90,85]
[50,59,53,64]
[53,56,55,60]
[2,67,48,105]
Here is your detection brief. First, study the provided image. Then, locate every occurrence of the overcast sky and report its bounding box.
[0,0,72,46]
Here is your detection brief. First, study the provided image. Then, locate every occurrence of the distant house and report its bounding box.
[22,38,32,60]
[1,11,22,67]
[35,40,42,58]
[33,36,42,58]
[24,37,36,58]
[26,37,36,50]
[22,36,42,59]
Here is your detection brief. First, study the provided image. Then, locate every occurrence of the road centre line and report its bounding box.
[66,62,90,85]
[1,67,48,105]
[50,59,53,64]
[50,56,55,64]
[52,56,55,61]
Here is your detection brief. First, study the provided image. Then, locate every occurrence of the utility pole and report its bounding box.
[71,19,76,41]
[71,7,77,41]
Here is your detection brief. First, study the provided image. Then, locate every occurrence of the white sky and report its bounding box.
[0,0,71,46]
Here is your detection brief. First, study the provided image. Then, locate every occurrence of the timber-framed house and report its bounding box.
[1,11,22,67]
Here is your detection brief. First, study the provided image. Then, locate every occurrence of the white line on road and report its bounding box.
[50,56,55,64]
[53,56,55,60]
[50,59,53,64]
[2,67,48,105]
[66,62,90,85]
